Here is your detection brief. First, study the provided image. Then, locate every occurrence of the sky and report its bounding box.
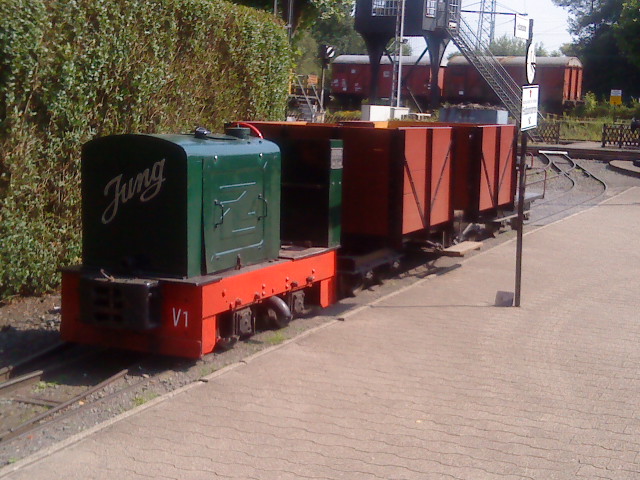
[489,0,574,51]
[408,0,574,57]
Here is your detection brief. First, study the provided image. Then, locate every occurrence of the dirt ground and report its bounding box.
[0,295,62,369]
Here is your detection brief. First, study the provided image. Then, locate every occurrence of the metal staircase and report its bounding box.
[289,75,323,122]
[446,15,543,142]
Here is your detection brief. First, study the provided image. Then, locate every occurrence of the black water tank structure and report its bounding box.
[355,0,460,106]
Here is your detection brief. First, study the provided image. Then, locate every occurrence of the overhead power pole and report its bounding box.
[391,0,406,107]
[489,0,497,43]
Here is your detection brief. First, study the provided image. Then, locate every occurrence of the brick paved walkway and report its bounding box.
[3,188,640,480]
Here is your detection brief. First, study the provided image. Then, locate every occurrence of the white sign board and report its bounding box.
[514,15,530,40]
[521,85,539,131]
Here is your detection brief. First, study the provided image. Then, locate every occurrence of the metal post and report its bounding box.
[396,0,406,108]
[320,67,326,112]
[514,133,527,307]
[515,18,534,307]
[287,0,294,40]
[489,0,497,43]
[476,0,486,49]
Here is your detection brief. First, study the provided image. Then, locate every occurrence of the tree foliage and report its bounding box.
[0,0,292,298]
[615,0,640,69]
[311,6,366,56]
[552,0,640,98]
[553,0,623,38]
[488,35,552,56]
[234,0,354,34]
[294,3,366,76]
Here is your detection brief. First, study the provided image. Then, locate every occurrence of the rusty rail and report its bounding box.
[0,369,129,444]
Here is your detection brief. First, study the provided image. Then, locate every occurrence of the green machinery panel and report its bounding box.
[82,132,280,278]
[202,144,280,272]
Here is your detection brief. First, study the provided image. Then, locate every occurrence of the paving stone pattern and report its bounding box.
[3,188,640,480]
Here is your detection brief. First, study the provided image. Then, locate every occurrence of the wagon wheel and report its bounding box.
[339,273,365,298]
[216,336,237,351]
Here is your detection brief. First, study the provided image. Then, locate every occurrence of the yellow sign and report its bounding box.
[610,89,622,105]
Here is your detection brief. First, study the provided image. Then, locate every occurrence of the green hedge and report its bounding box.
[0,0,292,299]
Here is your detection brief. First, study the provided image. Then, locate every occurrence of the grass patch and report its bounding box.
[265,331,288,346]
[132,392,159,407]
[33,380,59,392]
[559,119,605,142]
[199,365,219,377]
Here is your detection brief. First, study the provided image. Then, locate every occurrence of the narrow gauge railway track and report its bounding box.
[0,341,70,383]
[0,346,147,446]
[526,151,608,226]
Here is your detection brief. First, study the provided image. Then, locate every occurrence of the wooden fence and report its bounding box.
[536,122,561,144]
[602,124,640,148]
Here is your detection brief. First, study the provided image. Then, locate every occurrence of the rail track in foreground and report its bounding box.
[526,151,608,226]
[0,344,147,446]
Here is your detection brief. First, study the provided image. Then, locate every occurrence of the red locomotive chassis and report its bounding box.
[62,249,337,358]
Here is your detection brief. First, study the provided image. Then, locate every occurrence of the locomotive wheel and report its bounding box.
[256,296,292,330]
[266,307,291,329]
[256,306,290,330]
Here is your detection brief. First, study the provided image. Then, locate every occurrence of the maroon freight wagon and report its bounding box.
[330,55,444,108]
[246,121,457,292]
[247,121,454,247]
[443,56,583,112]
[447,123,518,219]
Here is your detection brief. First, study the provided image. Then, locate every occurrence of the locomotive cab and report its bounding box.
[73,129,281,333]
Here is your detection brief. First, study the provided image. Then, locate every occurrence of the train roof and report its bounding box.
[333,55,432,65]
[446,55,583,68]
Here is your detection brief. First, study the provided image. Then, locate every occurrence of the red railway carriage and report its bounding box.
[331,55,443,107]
[347,121,518,219]
[447,123,517,218]
[246,121,455,250]
[245,120,458,294]
[444,56,583,112]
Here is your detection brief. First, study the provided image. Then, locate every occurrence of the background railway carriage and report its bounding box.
[331,55,443,109]
[61,127,342,358]
[443,56,584,112]
[332,55,583,113]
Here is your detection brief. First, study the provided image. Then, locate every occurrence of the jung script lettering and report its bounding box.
[101,159,166,224]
